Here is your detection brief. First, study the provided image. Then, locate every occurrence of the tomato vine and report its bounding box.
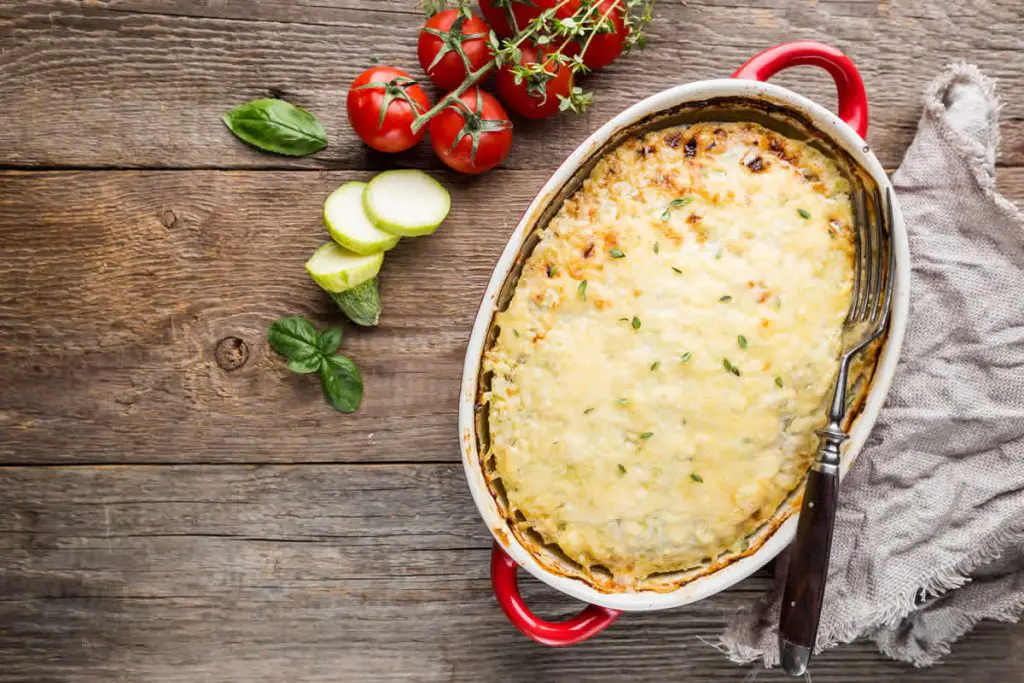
[412,0,656,132]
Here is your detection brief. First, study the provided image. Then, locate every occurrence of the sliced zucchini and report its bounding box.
[363,169,451,237]
[323,181,401,255]
[329,276,382,327]
[305,241,383,293]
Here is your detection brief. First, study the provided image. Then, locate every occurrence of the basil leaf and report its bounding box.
[319,355,364,413]
[268,316,320,358]
[318,327,343,356]
[287,355,322,374]
[222,99,327,157]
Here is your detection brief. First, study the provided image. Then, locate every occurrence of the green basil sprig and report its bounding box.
[268,317,363,412]
[223,99,327,157]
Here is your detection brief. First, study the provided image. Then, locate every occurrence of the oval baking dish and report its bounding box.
[459,41,911,646]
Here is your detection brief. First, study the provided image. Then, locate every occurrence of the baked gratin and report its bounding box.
[482,121,857,590]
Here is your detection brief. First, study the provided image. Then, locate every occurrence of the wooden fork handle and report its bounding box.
[779,447,841,676]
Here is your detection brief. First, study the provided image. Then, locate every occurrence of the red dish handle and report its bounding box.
[732,41,869,139]
[490,543,621,646]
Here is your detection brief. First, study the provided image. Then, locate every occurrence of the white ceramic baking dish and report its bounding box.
[458,41,910,645]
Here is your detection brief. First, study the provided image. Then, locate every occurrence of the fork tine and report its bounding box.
[849,187,868,321]
[878,187,896,325]
[859,187,874,321]
[858,188,896,349]
[863,187,880,322]
[868,185,885,322]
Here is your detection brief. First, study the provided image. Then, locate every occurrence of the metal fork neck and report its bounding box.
[812,421,847,475]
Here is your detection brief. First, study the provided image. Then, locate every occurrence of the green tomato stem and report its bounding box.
[410,61,495,134]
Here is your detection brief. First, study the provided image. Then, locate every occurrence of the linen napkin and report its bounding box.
[720,64,1024,667]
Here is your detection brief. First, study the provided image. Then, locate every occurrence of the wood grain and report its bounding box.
[2,168,1022,465]
[0,168,538,464]
[1,464,1021,683]
[0,1,1022,170]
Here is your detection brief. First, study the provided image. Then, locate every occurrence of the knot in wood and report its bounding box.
[159,209,178,229]
[215,336,249,371]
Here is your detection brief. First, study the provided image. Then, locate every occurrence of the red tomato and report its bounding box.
[535,0,582,18]
[580,0,627,70]
[429,88,513,174]
[346,66,432,153]
[418,9,494,91]
[495,43,573,119]
[555,36,582,60]
[478,0,580,38]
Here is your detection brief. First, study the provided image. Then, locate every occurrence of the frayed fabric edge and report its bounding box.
[718,511,1024,668]
[823,518,1024,650]
[922,62,1022,224]
[874,590,1024,668]
[718,638,770,667]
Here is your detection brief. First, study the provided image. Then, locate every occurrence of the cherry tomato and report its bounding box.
[555,36,582,60]
[418,9,494,91]
[535,0,582,19]
[346,66,432,153]
[478,0,581,38]
[580,0,627,70]
[429,88,513,174]
[496,43,573,119]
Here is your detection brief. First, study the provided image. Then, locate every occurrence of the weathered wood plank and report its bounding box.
[0,169,542,464]
[0,1,1021,170]
[1,464,1021,682]
[2,169,1022,465]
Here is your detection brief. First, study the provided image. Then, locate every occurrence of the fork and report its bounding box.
[778,187,896,676]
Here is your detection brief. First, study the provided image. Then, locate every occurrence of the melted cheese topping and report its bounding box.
[483,122,855,588]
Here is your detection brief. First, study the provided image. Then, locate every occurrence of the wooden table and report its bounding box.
[2,1,1022,681]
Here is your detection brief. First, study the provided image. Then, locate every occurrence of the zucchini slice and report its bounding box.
[305,241,383,293]
[323,181,400,255]
[329,276,382,327]
[363,169,451,237]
